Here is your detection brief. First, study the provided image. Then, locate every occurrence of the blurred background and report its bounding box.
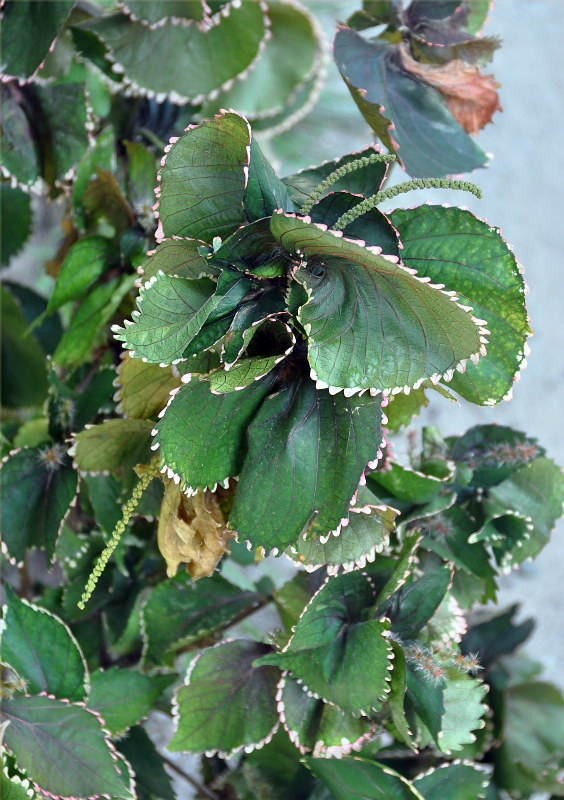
[6,0,564,691]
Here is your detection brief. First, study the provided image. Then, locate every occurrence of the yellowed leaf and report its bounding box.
[398,43,501,134]
[157,479,235,579]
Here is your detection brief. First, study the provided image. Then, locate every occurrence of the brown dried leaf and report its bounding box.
[45,208,79,278]
[157,479,235,579]
[398,42,501,134]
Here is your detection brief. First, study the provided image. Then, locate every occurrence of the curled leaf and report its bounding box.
[397,43,501,134]
[157,478,234,578]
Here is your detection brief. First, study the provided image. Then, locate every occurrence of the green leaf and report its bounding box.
[82,167,135,238]
[141,572,261,668]
[273,572,312,633]
[286,502,397,573]
[391,206,530,405]
[1,585,87,702]
[157,111,250,240]
[271,213,483,392]
[245,137,295,220]
[124,140,157,221]
[306,757,425,800]
[230,375,384,552]
[34,82,90,186]
[116,726,176,800]
[0,769,34,800]
[0,1,74,79]
[6,280,63,355]
[1,184,32,266]
[71,418,153,474]
[53,275,134,366]
[116,356,182,420]
[283,146,389,208]
[222,302,289,367]
[48,236,115,312]
[88,668,171,736]
[153,372,276,492]
[118,1,206,24]
[497,681,564,790]
[202,0,322,121]
[1,84,41,186]
[405,665,444,746]
[385,387,429,432]
[170,639,279,755]
[487,457,564,563]
[1,694,134,800]
[369,462,451,504]
[0,447,78,562]
[413,762,490,800]
[388,565,452,641]
[450,424,543,487]
[2,695,134,798]
[209,355,284,393]
[334,28,488,178]
[437,673,487,754]
[1,286,49,407]
[116,269,252,364]
[72,127,116,230]
[279,674,374,757]
[84,473,122,536]
[461,605,534,668]
[262,571,392,715]
[138,237,220,282]
[372,531,422,604]
[85,2,267,102]
[387,641,415,748]
[309,192,400,257]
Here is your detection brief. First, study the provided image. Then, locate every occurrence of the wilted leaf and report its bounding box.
[334,27,487,177]
[157,478,234,578]
[397,43,501,134]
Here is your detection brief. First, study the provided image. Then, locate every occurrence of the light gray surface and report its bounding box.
[383,0,564,690]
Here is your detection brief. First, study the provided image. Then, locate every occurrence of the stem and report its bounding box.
[175,595,272,656]
[161,755,220,800]
[333,178,482,230]
[137,126,166,151]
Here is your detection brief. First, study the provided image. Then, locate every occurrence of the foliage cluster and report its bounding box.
[1,2,564,800]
